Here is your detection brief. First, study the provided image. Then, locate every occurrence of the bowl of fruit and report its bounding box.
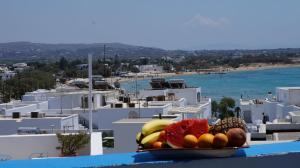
[136,118,248,159]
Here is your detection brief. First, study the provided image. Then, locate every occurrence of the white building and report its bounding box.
[138,78,211,119]
[0,87,119,135]
[107,117,178,153]
[0,114,81,135]
[12,62,29,72]
[12,63,28,68]
[240,87,300,124]
[0,70,16,80]
[138,64,163,73]
[0,78,212,155]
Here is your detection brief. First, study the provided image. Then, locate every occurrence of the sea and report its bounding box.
[120,66,300,101]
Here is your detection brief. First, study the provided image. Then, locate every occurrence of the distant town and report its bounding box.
[1,42,300,103]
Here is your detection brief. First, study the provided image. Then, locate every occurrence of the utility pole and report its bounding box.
[88,54,93,134]
[103,45,106,63]
[135,74,138,99]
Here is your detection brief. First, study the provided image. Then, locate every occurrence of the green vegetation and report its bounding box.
[56,132,89,156]
[0,70,56,103]
[175,54,294,71]
[211,97,240,119]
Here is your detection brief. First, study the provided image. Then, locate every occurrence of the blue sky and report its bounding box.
[0,0,300,50]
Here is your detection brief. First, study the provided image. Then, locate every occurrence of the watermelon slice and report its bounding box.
[165,119,209,148]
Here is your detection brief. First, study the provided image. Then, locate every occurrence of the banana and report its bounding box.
[141,119,173,136]
[141,132,161,148]
[136,132,143,144]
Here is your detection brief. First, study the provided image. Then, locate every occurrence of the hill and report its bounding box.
[0,42,300,63]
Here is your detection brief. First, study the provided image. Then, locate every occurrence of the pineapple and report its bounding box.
[210,117,247,134]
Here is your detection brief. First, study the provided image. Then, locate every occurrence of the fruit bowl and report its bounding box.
[136,118,249,159]
[137,146,249,159]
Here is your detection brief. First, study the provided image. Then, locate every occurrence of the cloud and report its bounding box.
[184,14,229,28]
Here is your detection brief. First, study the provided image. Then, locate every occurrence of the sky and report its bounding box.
[0,0,300,50]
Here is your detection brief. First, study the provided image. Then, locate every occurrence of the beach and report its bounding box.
[105,63,300,83]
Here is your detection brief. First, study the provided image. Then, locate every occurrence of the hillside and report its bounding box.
[0,42,171,61]
[0,42,300,63]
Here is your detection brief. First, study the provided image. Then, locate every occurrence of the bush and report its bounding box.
[56,132,89,156]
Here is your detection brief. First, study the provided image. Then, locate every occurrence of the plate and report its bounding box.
[138,147,246,159]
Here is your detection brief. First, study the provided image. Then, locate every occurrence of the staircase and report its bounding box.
[79,115,99,130]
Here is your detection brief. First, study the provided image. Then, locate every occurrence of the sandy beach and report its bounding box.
[105,63,300,83]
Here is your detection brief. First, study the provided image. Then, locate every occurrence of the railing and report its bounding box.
[79,115,99,130]
[28,152,50,159]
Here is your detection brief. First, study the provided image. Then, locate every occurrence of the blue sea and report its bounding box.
[121,67,300,101]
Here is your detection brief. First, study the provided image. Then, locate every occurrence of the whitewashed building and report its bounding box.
[12,62,29,72]
[240,87,300,124]
[138,64,163,73]
[0,70,16,80]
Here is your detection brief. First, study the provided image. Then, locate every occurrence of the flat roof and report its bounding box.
[169,106,202,114]
[113,118,154,124]
[277,87,300,90]
[0,114,77,120]
[26,90,116,96]
[113,118,173,124]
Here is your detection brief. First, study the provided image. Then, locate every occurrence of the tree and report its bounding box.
[59,57,69,70]
[1,70,56,102]
[220,97,235,108]
[218,97,235,119]
[130,66,140,73]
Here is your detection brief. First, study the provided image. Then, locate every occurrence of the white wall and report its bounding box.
[288,90,300,105]
[90,132,103,155]
[2,101,49,116]
[0,115,79,135]
[265,101,278,121]
[169,88,201,105]
[48,95,82,109]
[80,106,169,130]
[0,134,60,160]
[250,103,265,123]
[4,104,38,116]
[109,121,146,153]
[275,104,285,120]
[0,133,102,160]
[201,99,211,118]
[277,88,288,103]
[61,115,80,130]
[276,88,300,105]
[36,101,49,110]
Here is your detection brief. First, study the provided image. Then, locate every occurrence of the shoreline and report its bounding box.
[105,63,300,83]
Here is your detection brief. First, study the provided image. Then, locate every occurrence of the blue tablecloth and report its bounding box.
[1,141,300,168]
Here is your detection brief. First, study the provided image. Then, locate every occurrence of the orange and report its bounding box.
[198,133,214,148]
[158,130,166,142]
[183,134,198,148]
[152,141,163,149]
[213,133,228,148]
